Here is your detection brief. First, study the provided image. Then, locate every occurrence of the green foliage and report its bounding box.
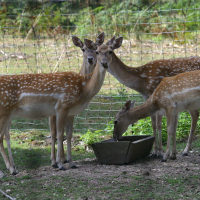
[176,112,194,141]
[132,117,153,134]
[94,6,105,13]
[80,130,104,147]
[117,87,127,97]
[1,0,200,42]
[30,132,45,142]
[130,116,168,142]
[80,121,114,147]
[131,111,200,143]
[104,120,115,135]
[81,111,200,148]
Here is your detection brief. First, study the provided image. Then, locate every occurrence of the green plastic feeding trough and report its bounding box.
[91,135,155,165]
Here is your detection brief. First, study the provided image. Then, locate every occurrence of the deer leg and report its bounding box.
[156,113,164,158]
[5,121,17,173]
[56,111,68,170]
[65,115,77,168]
[162,109,178,162]
[182,110,199,156]
[170,113,179,160]
[50,116,67,168]
[0,115,17,175]
[0,169,4,179]
[49,116,58,168]
[150,114,159,157]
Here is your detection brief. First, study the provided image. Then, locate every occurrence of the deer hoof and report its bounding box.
[161,159,167,162]
[63,160,68,164]
[71,165,78,169]
[150,153,158,158]
[59,167,67,171]
[157,154,163,159]
[182,152,188,156]
[52,163,59,168]
[12,171,18,175]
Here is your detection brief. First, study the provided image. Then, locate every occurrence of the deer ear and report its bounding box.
[130,100,135,109]
[111,37,123,50]
[95,32,105,46]
[84,39,97,50]
[123,100,132,112]
[106,36,116,45]
[72,36,84,48]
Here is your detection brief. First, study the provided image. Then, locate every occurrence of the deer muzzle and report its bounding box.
[87,57,94,64]
[101,61,108,69]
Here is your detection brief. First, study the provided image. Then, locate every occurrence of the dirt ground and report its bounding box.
[2,140,200,199]
[15,146,200,183]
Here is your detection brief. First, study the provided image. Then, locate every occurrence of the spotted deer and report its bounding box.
[100,36,200,157]
[0,35,119,176]
[49,32,105,168]
[113,70,200,161]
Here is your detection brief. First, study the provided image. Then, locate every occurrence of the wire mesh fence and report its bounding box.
[0,0,200,133]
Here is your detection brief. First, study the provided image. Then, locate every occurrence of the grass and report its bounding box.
[1,129,200,199]
[1,165,200,199]
[0,130,95,172]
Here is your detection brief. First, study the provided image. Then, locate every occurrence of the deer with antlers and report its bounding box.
[113,70,200,161]
[0,34,122,176]
[100,35,200,157]
[50,32,105,168]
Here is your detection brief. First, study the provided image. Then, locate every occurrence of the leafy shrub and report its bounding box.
[80,130,104,147]
[80,111,200,148]
[131,111,199,143]
[1,0,200,42]
[80,121,114,147]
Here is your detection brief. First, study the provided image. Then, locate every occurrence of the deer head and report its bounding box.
[113,100,135,140]
[72,32,105,72]
[84,36,123,69]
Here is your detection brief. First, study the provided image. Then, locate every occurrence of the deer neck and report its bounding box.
[81,62,106,100]
[79,60,95,75]
[79,62,86,75]
[108,53,145,93]
[129,97,158,123]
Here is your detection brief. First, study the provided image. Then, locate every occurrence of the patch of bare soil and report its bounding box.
[15,149,200,182]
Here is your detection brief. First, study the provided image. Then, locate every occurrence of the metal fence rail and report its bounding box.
[0,0,199,133]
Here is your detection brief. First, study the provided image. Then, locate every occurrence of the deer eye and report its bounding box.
[81,49,85,52]
[114,121,118,125]
[109,51,113,54]
[96,51,99,55]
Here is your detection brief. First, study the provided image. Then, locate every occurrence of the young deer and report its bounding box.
[100,36,200,157]
[0,33,104,177]
[113,70,200,161]
[0,35,120,176]
[49,32,105,168]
